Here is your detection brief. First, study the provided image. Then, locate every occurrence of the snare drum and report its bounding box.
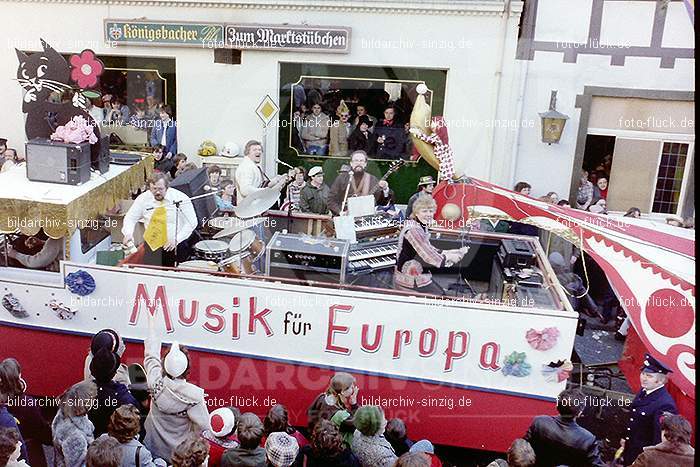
[194,240,230,262]
[178,260,219,272]
[219,253,256,275]
[229,229,265,261]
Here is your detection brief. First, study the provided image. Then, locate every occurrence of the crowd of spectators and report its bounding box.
[1,331,694,467]
[292,81,416,159]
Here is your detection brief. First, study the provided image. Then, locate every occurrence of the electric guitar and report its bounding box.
[367,159,406,195]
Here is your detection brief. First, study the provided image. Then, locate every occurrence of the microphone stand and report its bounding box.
[340,170,353,215]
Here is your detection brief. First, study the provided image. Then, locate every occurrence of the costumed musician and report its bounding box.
[122,172,197,267]
[394,194,468,296]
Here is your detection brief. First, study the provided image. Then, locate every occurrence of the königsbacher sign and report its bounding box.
[105,19,351,53]
[105,20,224,47]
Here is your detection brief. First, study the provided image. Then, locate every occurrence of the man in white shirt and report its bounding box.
[122,172,197,267]
[234,140,288,203]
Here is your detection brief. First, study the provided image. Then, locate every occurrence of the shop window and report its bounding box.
[45,54,177,150]
[652,142,690,214]
[279,63,447,203]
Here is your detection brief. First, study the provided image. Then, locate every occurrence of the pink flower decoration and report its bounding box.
[526,327,560,351]
[69,50,104,89]
[50,115,98,145]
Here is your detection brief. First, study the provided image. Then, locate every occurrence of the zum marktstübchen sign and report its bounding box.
[105,19,351,53]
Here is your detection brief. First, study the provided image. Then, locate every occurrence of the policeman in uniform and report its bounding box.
[622,353,678,465]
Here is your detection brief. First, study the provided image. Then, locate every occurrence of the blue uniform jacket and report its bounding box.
[623,386,677,465]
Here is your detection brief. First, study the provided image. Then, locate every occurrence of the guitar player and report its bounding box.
[328,150,405,216]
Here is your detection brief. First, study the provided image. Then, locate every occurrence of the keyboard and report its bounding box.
[347,238,398,275]
[353,213,400,241]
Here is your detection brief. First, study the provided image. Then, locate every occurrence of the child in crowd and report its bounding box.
[264,432,299,467]
[172,434,210,467]
[143,313,210,462]
[220,413,266,467]
[201,407,241,467]
[106,404,166,466]
[52,380,98,467]
[385,418,414,457]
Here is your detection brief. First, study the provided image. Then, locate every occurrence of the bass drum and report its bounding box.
[219,252,256,275]
[229,229,264,261]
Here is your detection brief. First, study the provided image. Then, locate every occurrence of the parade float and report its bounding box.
[0,41,694,452]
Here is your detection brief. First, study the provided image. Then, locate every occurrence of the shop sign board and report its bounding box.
[105,20,225,47]
[224,24,351,53]
[105,20,350,53]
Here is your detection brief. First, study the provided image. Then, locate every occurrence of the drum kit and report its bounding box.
[188,223,267,276]
[183,185,283,276]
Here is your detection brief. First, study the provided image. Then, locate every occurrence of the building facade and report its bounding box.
[513,0,694,218]
[2,0,525,201]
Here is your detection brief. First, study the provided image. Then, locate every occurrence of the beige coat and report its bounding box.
[142,334,210,462]
[329,121,351,156]
[300,112,330,146]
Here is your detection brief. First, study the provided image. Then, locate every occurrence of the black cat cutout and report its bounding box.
[16,39,105,168]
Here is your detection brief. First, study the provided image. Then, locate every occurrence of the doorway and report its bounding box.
[583,134,616,180]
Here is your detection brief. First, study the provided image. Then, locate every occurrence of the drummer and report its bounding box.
[122,172,197,267]
[394,194,468,296]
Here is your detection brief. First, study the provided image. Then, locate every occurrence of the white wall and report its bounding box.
[1,0,522,183]
[512,0,695,199]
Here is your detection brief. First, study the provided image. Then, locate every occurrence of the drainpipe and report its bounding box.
[487,0,512,183]
[509,49,530,188]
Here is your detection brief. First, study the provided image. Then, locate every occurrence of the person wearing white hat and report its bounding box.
[201,407,241,466]
[143,313,210,463]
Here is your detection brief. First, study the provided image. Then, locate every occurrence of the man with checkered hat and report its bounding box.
[622,353,678,465]
[265,432,299,467]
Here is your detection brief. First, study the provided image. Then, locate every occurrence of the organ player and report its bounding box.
[394,194,468,296]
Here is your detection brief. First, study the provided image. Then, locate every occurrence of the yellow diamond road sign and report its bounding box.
[256,95,279,125]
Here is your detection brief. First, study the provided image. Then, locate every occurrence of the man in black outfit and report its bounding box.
[152,144,174,178]
[622,354,678,465]
[524,388,605,466]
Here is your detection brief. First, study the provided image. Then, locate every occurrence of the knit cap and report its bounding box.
[265,432,299,467]
[410,439,435,454]
[354,405,384,436]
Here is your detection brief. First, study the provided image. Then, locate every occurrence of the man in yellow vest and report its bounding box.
[122,172,197,267]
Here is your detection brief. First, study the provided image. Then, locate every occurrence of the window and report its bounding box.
[652,142,690,214]
[279,63,447,203]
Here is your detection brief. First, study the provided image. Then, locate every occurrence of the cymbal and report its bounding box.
[234,186,282,219]
[212,217,266,239]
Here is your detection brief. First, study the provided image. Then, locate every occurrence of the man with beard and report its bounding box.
[328,150,381,216]
[122,172,197,267]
